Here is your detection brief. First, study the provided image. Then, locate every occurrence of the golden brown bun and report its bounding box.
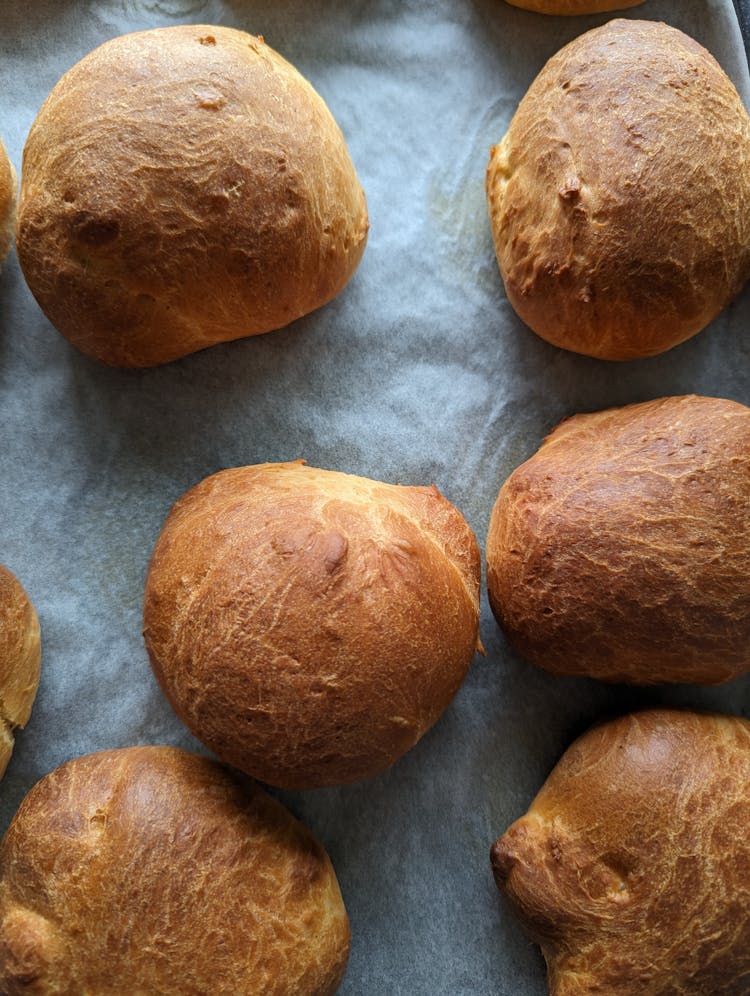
[486,396,750,684]
[0,140,16,264]
[16,25,368,367]
[491,710,750,995]
[144,461,481,788]
[486,20,750,359]
[504,0,644,12]
[0,566,41,777]
[0,746,350,995]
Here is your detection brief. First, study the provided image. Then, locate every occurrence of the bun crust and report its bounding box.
[491,710,750,995]
[0,747,350,995]
[143,462,481,788]
[504,0,644,13]
[0,140,15,264]
[486,20,750,359]
[0,566,41,777]
[486,396,750,684]
[16,25,368,367]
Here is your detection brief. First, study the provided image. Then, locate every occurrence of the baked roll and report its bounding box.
[0,747,350,995]
[16,25,368,367]
[504,0,644,12]
[144,461,481,788]
[0,139,15,264]
[491,709,750,995]
[486,20,750,359]
[486,395,750,684]
[0,566,40,777]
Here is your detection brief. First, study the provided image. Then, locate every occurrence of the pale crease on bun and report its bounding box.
[505,0,644,13]
[0,566,41,777]
[491,710,750,995]
[143,461,481,789]
[0,746,350,995]
[486,19,750,359]
[486,395,750,684]
[0,140,16,264]
[16,25,368,367]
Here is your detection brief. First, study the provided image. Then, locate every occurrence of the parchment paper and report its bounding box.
[1,2,748,993]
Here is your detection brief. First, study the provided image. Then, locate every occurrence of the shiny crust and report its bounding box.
[16,25,368,367]
[504,0,644,12]
[0,140,15,264]
[143,461,481,788]
[491,710,750,995]
[0,746,350,995]
[486,20,750,359]
[486,396,750,684]
[0,566,41,778]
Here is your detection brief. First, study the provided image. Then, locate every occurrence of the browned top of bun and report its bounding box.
[487,20,750,359]
[0,140,15,264]
[0,747,350,995]
[17,25,368,367]
[492,709,750,995]
[0,566,40,777]
[504,0,644,13]
[144,462,481,789]
[486,395,750,684]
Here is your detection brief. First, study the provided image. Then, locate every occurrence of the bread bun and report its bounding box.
[504,0,644,13]
[143,461,481,788]
[486,396,750,684]
[16,25,368,367]
[0,746,350,995]
[0,566,40,777]
[0,139,16,264]
[491,709,750,995]
[486,20,750,359]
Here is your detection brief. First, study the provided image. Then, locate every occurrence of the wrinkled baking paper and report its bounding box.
[0,1,748,992]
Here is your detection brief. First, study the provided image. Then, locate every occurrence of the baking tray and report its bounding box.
[1,1,748,992]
